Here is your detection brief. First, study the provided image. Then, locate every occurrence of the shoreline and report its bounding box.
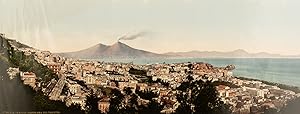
[85,57,300,94]
[235,76,300,93]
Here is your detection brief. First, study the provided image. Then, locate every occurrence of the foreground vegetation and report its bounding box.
[7,40,57,82]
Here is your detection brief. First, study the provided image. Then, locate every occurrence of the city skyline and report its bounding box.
[1,0,300,55]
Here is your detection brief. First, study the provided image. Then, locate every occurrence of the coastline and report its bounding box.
[84,57,300,88]
[73,57,300,92]
[235,76,300,93]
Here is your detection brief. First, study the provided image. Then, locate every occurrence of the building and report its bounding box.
[68,83,81,95]
[84,74,96,85]
[98,97,110,113]
[136,83,148,91]
[66,96,86,108]
[47,63,61,74]
[118,82,137,92]
[217,85,230,97]
[20,72,36,88]
[82,63,95,73]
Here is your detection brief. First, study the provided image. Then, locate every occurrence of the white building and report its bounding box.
[84,74,96,85]
[66,96,86,108]
[20,72,36,88]
[68,83,82,95]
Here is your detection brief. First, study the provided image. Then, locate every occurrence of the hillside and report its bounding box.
[0,35,10,63]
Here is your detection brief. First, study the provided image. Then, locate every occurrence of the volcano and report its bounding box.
[58,42,165,59]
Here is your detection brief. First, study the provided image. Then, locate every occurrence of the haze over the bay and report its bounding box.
[0,0,300,55]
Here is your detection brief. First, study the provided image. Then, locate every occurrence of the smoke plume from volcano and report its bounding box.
[118,32,148,41]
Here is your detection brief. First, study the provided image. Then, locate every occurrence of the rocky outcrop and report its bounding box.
[225,65,235,71]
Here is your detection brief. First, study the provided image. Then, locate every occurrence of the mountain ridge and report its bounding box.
[58,41,166,59]
[164,49,297,58]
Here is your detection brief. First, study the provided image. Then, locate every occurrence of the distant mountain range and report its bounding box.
[57,42,165,59]
[164,49,300,58]
[58,42,300,59]
[2,35,299,59]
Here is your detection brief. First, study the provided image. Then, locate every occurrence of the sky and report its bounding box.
[0,0,300,55]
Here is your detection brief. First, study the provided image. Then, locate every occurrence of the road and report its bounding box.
[49,75,66,100]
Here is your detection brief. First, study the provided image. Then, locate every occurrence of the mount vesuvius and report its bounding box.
[57,42,166,59]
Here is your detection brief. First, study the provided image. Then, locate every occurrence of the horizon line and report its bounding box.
[3,35,300,56]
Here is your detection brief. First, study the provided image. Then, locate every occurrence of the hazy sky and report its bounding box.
[0,0,300,55]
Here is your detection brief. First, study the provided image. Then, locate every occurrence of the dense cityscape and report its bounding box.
[2,34,300,114]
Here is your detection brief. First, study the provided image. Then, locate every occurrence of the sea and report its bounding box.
[95,58,300,87]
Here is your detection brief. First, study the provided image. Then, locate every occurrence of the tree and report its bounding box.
[122,93,139,114]
[187,74,194,82]
[124,87,133,95]
[176,92,193,114]
[85,94,101,114]
[32,90,84,114]
[108,89,125,114]
[122,87,139,114]
[65,104,86,114]
[191,80,223,114]
[129,68,147,76]
[138,99,163,114]
[136,90,159,101]
[176,79,231,114]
